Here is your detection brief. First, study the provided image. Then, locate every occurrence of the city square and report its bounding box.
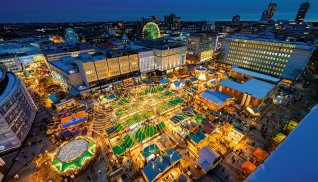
[0,1,318,182]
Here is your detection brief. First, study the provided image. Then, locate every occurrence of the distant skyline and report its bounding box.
[1,0,317,23]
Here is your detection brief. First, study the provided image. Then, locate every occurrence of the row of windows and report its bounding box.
[228,54,289,63]
[231,39,296,48]
[229,49,292,58]
[227,58,287,68]
[230,42,294,53]
[227,60,283,76]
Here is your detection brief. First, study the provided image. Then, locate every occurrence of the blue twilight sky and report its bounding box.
[0,0,317,23]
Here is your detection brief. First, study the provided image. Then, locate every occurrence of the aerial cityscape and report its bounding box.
[0,1,317,182]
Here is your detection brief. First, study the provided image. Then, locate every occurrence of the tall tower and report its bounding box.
[260,2,277,21]
[295,1,310,24]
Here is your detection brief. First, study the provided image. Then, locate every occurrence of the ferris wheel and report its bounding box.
[142,22,161,39]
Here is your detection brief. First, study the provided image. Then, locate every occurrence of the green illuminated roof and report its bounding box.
[52,137,97,173]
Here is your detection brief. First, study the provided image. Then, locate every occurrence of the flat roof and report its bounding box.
[224,36,316,50]
[219,78,275,99]
[247,105,318,182]
[50,57,79,75]
[232,67,280,83]
[201,90,233,105]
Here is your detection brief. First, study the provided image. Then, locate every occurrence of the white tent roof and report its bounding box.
[247,105,318,182]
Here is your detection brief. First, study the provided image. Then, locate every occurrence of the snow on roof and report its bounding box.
[219,78,275,99]
[232,67,280,83]
[201,90,233,105]
[247,105,318,182]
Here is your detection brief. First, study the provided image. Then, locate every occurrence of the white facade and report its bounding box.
[139,50,155,73]
[0,69,37,154]
[154,47,186,71]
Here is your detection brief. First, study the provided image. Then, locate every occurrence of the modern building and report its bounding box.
[260,3,277,21]
[246,104,318,182]
[49,56,84,89]
[138,50,155,73]
[0,42,46,72]
[49,50,141,89]
[220,35,316,81]
[295,1,310,24]
[0,66,37,154]
[137,39,186,73]
[164,14,181,30]
[186,33,215,64]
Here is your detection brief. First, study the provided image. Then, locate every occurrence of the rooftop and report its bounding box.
[247,105,318,182]
[201,90,233,105]
[232,67,280,83]
[49,56,79,75]
[219,78,276,99]
[225,35,316,50]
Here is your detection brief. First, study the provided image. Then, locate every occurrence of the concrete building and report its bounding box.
[220,35,316,81]
[0,66,37,154]
[186,34,215,64]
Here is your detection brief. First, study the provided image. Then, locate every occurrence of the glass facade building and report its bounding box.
[220,37,315,81]
[0,68,37,154]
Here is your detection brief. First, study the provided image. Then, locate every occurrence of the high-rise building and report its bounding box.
[0,65,37,154]
[220,35,316,81]
[295,1,310,24]
[260,3,277,21]
[186,33,215,64]
[164,14,181,30]
[232,15,240,26]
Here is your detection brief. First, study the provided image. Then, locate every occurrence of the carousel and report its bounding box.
[52,137,98,175]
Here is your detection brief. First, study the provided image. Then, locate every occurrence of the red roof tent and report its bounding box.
[241,160,257,174]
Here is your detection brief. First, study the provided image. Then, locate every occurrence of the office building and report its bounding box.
[164,14,181,30]
[220,35,316,81]
[260,3,277,21]
[186,34,215,64]
[295,1,310,24]
[0,65,37,154]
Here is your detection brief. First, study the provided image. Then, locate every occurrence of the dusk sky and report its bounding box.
[1,0,317,23]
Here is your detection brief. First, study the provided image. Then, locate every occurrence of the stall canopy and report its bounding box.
[142,150,181,182]
[273,133,286,144]
[143,161,161,182]
[189,130,206,145]
[141,144,160,159]
[253,148,269,162]
[201,90,233,106]
[241,160,257,174]
[61,111,87,129]
[189,77,198,83]
[196,147,220,173]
